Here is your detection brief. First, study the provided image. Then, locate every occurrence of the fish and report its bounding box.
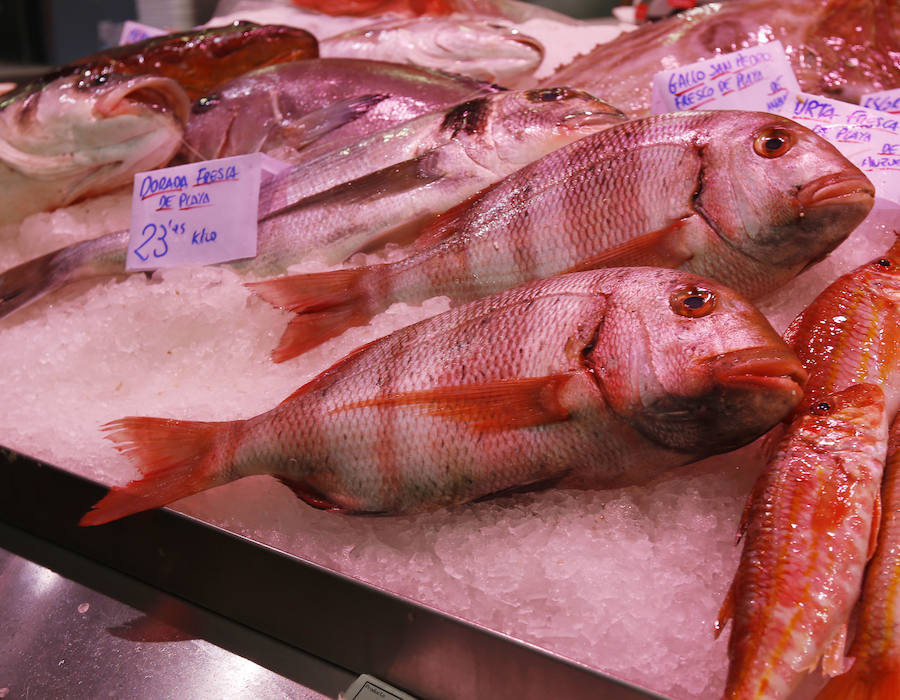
[715,382,889,700]
[247,110,874,362]
[180,57,503,165]
[542,0,900,117]
[0,87,623,318]
[718,236,900,698]
[78,267,807,526]
[816,416,900,700]
[319,17,544,83]
[2,22,319,103]
[0,72,190,226]
[286,0,578,22]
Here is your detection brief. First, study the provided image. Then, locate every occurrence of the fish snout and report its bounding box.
[559,94,627,129]
[798,168,875,211]
[95,75,191,126]
[709,345,807,396]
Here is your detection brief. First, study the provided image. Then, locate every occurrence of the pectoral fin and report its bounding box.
[564,219,694,273]
[331,374,577,431]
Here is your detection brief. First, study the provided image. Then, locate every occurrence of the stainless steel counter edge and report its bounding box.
[0,446,667,700]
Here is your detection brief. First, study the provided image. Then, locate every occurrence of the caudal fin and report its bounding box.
[247,266,385,362]
[816,665,900,700]
[80,416,232,526]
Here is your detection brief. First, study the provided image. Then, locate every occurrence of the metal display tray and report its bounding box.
[0,445,665,700]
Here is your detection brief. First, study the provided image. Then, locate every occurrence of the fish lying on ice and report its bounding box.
[180,57,502,164]
[542,0,900,117]
[79,267,807,526]
[319,17,544,83]
[716,383,889,700]
[247,110,874,361]
[0,72,190,226]
[816,416,900,700]
[718,236,900,698]
[3,21,319,103]
[0,87,622,318]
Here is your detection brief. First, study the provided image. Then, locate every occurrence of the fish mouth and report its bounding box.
[798,169,876,210]
[95,76,191,126]
[709,346,807,395]
[560,98,627,129]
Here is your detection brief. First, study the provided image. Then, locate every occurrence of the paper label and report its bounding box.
[127,154,290,271]
[861,88,900,114]
[118,20,167,46]
[342,674,417,700]
[771,92,900,205]
[650,41,799,114]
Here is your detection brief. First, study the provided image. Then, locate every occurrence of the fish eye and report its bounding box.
[753,128,795,158]
[873,257,893,269]
[193,94,220,113]
[669,286,717,318]
[810,400,833,415]
[528,88,568,103]
[76,72,109,90]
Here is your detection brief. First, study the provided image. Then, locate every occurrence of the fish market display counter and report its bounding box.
[0,447,662,700]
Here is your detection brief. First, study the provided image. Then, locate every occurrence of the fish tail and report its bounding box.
[816,664,900,700]
[80,416,233,526]
[247,267,385,362]
[0,230,128,319]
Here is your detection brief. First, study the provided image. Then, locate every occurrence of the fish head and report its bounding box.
[586,268,806,455]
[0,71,189,199]
[693,111,874,271]
[446,88,625,172]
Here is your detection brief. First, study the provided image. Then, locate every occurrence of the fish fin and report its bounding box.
[79,417,230,526]
[247,267,383,362]
[274,476,388,515]
[714,578,735,639]
[275,93,388,153]
[411,184,496,251]
[330,374,576,431]
[816,663,900,700]
[0,248,63,318]
[347,212,443,259]
[821,624,852,676]
[562,219,694,273]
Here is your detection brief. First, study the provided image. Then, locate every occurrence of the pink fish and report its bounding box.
[80,268,805,526]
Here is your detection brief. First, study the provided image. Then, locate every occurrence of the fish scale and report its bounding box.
[80,267,806,526]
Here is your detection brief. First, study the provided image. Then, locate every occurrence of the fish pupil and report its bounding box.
[876,258,892,268]
[811,401,833,415]
[194,94,220,113]
[531,88,566,102]
[764,137,784,152]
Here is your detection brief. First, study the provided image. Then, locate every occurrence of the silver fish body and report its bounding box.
[319,17,544,84]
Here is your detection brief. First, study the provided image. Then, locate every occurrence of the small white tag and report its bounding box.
[861,88,900,114]
[118,20,167,46]
[771,92,900,205]
[650,41,799,114]
[127,154,290,271]
[341,674,417,700]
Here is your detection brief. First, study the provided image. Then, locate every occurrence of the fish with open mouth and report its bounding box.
[246,110,874,362]
[78,267,806,526]
[0,72,190,226]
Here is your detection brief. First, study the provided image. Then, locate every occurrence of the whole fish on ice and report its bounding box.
[0,87,623,317]
[0,72,190,226]
[248,110,874,361]
[79,267,806,526]
[817,415,900,700]
[719,236,900,698]
[3,21,319,103]
[180,57,502,164]
[319,17,544,83]
[543,0,900,117]
[716,383,889,700]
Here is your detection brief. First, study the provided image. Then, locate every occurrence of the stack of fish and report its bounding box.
[1,1,899,698]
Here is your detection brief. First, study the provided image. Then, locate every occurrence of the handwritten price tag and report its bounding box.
[771,92,900,205]
[126,153,290,271]
[650,41,799,114]
[861,88,900,114]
